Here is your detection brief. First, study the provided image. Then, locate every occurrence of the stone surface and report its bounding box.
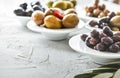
[0,16,99,78]
[0,0,119,78]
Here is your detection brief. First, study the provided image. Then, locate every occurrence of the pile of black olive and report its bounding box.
[14,1,45,17]
[81,26,120,52]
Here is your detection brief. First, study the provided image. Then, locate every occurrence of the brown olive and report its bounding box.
[103,9,110,15]
[98,4,106,11]
[93,4,98,9]
[89,20,98,27]
[85,6,89,12]
[98,12,106,18]
[87,12,93,17]
[113,0,119,4]
[85,6,94,13]
[94,0,99,6]
[93,8,100,16]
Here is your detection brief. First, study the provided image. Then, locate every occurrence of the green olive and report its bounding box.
[46,1,54,8]
[116,11,120,16]
[112,27,119,31]
[110,16,120,27]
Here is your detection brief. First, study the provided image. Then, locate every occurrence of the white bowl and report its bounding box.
[14,16,31,26]
[27,20,85,40]
[69,34,120,64]
[5,12,31,26]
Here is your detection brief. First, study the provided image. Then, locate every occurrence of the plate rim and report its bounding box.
[85,19,103,31]
[69,34,120,59]
[85,19,119,33]
[75,4,100,21]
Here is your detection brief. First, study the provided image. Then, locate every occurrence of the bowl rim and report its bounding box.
[13,15,31,19]
[26,20,85,34]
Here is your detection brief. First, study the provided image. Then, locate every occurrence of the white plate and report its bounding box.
[75,5,99,22]
[26,20,85,40]
[77,9,99,22]
[85,20,103,31]
[69,34,120,64]
[80,16,99,22]
[85,20,120,33]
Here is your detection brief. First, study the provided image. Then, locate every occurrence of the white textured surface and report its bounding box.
[0,17,99,78]
[0,0,119,78]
